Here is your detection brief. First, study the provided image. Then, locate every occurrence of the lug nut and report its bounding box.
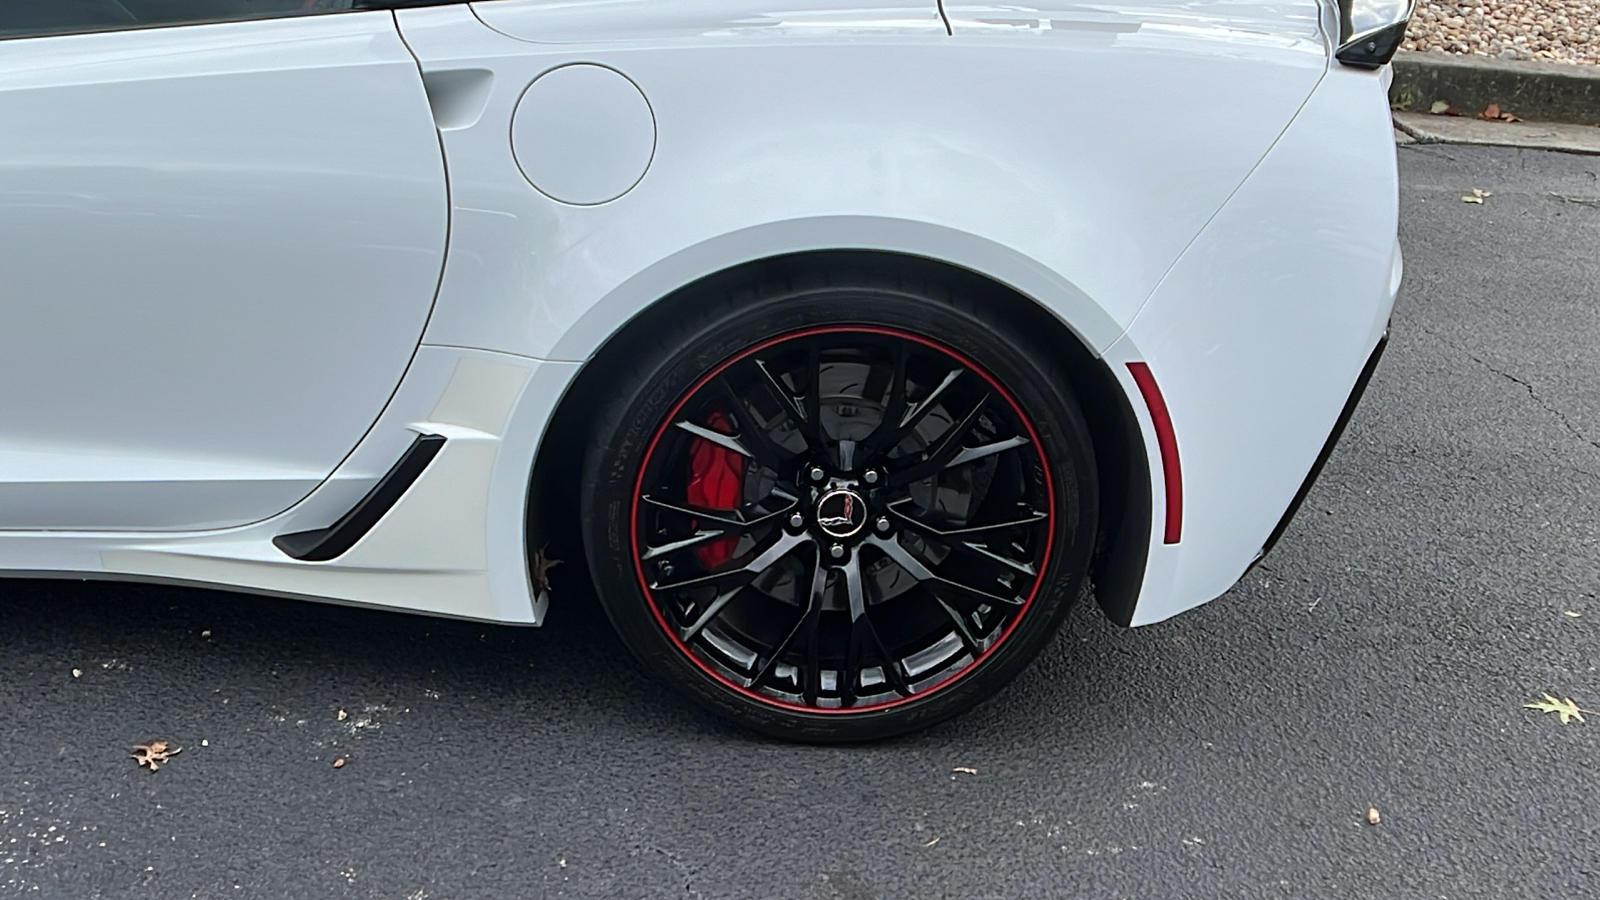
[875,516,891,534]
[789,512,805,529]
[863,470,880,485]
[829,543,845,559]
[809,466,826,482]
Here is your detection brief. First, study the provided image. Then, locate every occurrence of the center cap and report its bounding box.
[815,488,868,539]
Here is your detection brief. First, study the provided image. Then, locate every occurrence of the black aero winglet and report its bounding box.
[273,433,447,562]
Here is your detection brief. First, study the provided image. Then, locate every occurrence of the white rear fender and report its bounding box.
[1109,65,1400,626]
[399,2,1327,362]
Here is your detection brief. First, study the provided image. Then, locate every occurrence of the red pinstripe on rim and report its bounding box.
[628,325,1057,714]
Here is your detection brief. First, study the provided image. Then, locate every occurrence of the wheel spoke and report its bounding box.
[857,343,911,461]
[887,392,990,486]
[799,342,829,464]
[956,540,1037,577]
[673,420,753,458]
[901,368,963,430]
[678,585,744,641]
[640,494,796,531]
[860,364,966,467]
[886,498,1048,537]
[839,554,910,703]
[640,528,726,561]
[708,376,794,470]
[884,501,1039,576]
[865,533,1024,608]
[801,561,826,705]
[651,530,807,592]
[944,436,1030,469]
[750,358,825,452]
[936,597,984,657]
[749,545,826,693]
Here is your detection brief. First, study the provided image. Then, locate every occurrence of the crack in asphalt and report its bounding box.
[1467,350,1600,454]
[645,844,703,900]
[1415,323,1600,457]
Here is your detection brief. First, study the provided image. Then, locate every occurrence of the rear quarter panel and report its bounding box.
[414,0,1331,361]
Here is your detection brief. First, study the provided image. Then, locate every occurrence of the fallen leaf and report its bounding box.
[71,669,82,678]
[337,709,348,721]
[131,741,182,771]
[1564,610,1582,618]
[333,758,346,769]
[1472,188,1492,198]
[1430,100,1450,114]
[532,544,563,594]
[1475,103,1521,122]
[951,766,978,775]
[1525,693,1587,724]
[200,630,211,638]
[1461,195,1484,204]
[922,836,941,847]
[1549,192,1600,208]
[1366,807,1381,825]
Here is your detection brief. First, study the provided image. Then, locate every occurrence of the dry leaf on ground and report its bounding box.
[333,758,346,769]
[1366,807,1381,825]
[131,741,181,771]
[1476,103,1521,123]
[531,544,563,594]
[1525,693,1587,724]
[1430,100,1462,116]
[951,766,978,775]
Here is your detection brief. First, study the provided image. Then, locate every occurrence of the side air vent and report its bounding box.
[273,433,446,562]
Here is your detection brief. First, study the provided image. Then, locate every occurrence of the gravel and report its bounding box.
[1402,0,1600,64]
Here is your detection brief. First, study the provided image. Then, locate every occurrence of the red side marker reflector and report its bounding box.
[1126,362,1182,544]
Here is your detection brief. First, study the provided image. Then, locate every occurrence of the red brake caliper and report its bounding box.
[686,410,745,569]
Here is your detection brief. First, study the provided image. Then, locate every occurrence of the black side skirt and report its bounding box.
[1257,334,1389,561]
[273,433,447,562]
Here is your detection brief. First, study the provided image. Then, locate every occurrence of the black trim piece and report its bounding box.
[1089,367,1153,628]
[274,433,447,562]
[1257,334,1389,562]
[353,0,464,8]
[1336,19,1411,69]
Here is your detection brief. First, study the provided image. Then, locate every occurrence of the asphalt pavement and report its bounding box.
[3,144,1599,900]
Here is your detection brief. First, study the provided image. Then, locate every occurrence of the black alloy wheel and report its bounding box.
[582,271,1097,742]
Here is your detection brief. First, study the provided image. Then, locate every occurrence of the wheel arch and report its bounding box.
[525,249,1152,627]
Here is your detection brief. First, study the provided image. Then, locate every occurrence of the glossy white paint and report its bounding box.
[510,63,656,205]
[0,13,447,530]
[0,0,1402,634]
[0,345,575,625]
[1110,65,1401,625]
[471,0,950,43]
[407,1,1325,361]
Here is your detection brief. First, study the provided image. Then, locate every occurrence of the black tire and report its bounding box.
[580,268,1097,742]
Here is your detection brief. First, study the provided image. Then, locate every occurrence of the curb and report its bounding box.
[1389,50,1600,125]
[1394,111,1600,155]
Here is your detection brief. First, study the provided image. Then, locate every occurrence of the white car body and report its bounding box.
[0,0,1399,628]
